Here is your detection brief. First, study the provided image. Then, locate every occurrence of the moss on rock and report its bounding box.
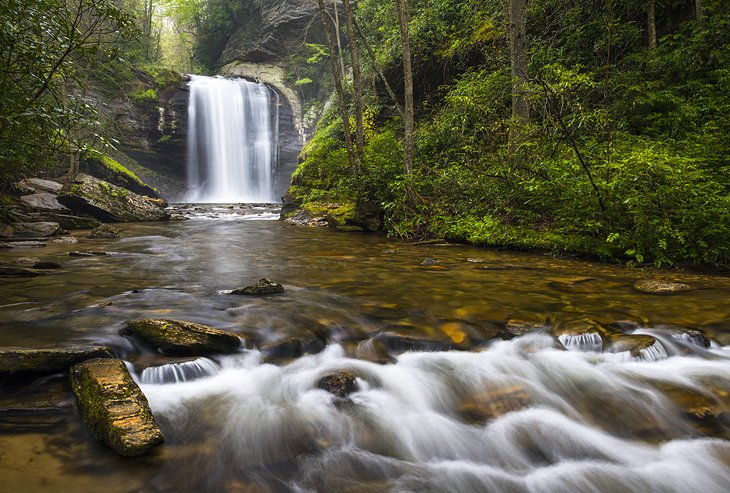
[122,319,242,355]
[70,358,164,457]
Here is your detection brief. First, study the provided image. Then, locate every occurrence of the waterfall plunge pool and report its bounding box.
[1,206,729,492]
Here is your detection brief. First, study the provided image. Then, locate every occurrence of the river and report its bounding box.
[1,205,729,492]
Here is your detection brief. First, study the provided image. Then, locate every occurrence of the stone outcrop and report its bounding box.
[0,345,114,374]
[123,319,242,355]
[229,278,284,295]
[58,174,169,222]
[70,358,164,457]
[80,155,160,198]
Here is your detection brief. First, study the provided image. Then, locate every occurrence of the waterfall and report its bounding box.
[186,75,278,203]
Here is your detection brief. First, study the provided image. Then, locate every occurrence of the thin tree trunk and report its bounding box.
[508,0,530,147]
[342,0,364,156]
[352,18,404,118]
[696,0,704,23]
[332,0,346,80]
[317,0,359,173]
[395,0,414,178]
[647,0,657,48]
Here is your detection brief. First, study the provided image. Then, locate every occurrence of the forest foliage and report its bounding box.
[290,0,730,267]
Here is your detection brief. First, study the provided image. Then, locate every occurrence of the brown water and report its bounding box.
[1,206,729,492]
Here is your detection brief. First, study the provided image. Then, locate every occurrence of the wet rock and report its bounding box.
[15,178,63,194]
[0,378,75,431]
[7,221,64,238]
[50,236,78,244]
[58,173,169,222]
[88,223,121,239]
[0,345,114,374]
[375,333,451,354]
[608,334,666,360]
[0,224,15,237]
[504,320,548,337]
[668,328,711,348]
[419,257,439,266]
[553,319,607,352]
[168,213,190,221]
[123,319,242,355]
[0,240,47,249]
[70,358,164,456]
[69,250,108,257]
[5,257,40,265]
[633,279,693,295]
[229,278,284,295]
[0,265,48,277]
[20,193,69,211]
[262,332,328,361]
[32,261,62,269]
[458,386,531,423]
[23,212,101,230]
[317,371,358,399]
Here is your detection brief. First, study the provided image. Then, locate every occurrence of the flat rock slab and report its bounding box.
[16,178,63,194]
[20,193,69,211]
[7,222,64,238]
[633,279,694,295]
[123,319,242,355]
[58,173,168,222]
[229,278,284,295]
[0,345,114,374]
[70,358,164,457]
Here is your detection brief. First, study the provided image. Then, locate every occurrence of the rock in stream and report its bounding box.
[123,319,242,355]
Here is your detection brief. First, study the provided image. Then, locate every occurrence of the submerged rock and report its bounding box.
[69,250,108,257]
[88,224,121,239]
[123,319,242,355]
[633,279,693,295]
[420,257,439,266]
[32,261,62,269]
[0,345,114,374]
[317,371,358,399]
[58,173,168,222]
[0,265,48,277]
[229,278,284,295]
[458,385,531,423]
[70,358,164,457]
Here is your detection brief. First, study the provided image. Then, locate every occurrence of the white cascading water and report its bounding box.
[137,333,730,492]
[186,75,277,203]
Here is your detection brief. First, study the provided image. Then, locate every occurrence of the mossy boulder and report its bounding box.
[70,358,164,457]
[58,174,168,223]
[229,278,284,295]
[122,319,242,355]
[81,154,160,198]
[0,345,114,374]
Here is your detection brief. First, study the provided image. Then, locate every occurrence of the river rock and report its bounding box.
[69,250,108,256]
[633,279,693,295]
[7,221,64,238]
[15,178,63,194]
[123,319,242,355]
[0,265,48,277]
[317,371,358,399]
[608,334,665,360]
[420,257,439,266]
[0,345,114,374]
[70,358,164,456]
[58,173,169,222]
[458,385,531,423]
[88,224,121,239]
[229,278,284,295]
[20,193,69,211]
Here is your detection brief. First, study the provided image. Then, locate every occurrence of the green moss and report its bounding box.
[303,201,356,226]
[132,88,157,103]
[98,154,146,187]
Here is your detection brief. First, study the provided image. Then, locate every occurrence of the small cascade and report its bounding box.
[557,332,603,352]
[140,357,220,384]
[186,75,279,203]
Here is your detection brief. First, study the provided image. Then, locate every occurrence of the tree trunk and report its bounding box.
[317,0,359,173]
[332,0,346,80]
[696,0,704,23]
[395,0,414,178]
[342,0,364,156]
[509,0,530,146]
[647,0,657,48]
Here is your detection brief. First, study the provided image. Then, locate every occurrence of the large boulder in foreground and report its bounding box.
[123,319,242,355]
[70,358,164,457]
[0,345,114,374]
[58,173,168,222]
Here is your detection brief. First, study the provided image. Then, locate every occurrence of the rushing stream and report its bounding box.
[1,206,729,492]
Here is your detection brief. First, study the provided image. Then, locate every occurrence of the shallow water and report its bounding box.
[1,206,729,492]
